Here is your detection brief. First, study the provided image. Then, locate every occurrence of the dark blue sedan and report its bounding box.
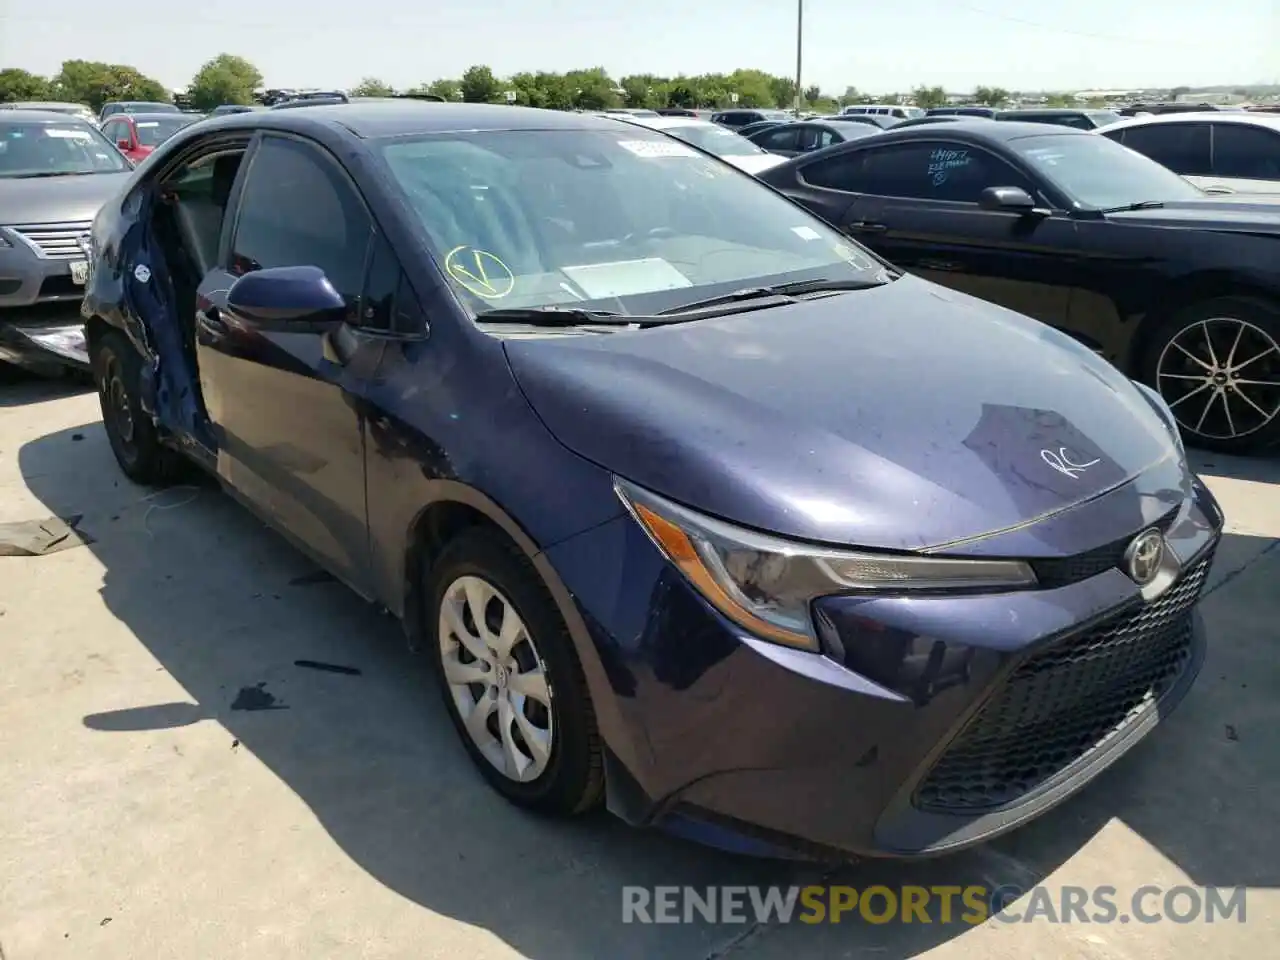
[81,102,1222,860]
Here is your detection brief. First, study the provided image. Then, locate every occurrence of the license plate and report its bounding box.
[70,260,89,285]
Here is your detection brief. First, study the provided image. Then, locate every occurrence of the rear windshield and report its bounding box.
[135,116,198,146]
[664,123,768,157]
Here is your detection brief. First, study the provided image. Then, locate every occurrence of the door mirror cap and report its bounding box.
[979,185,1042,212]
[227,265,346,333]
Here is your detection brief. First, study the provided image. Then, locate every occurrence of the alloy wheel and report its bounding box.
[438,575,554,783]
[1156,316,1280,441]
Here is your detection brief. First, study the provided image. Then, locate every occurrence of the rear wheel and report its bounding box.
[92,329,184,485]
[1139,296,1280,455]
[427,528,603,815]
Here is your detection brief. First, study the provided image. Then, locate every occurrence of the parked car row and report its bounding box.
[60,100,1226,867]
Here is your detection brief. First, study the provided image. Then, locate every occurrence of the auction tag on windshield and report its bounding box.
[44,128,94,140]
[616,139,699,159]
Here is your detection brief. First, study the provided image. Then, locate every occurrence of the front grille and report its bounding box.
[916,549,1213,813]
[1029,509,1179,589]
[11,221,94,259]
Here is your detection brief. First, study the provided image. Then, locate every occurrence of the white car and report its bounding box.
[1100,112,1280,195]
[608,115,788,175]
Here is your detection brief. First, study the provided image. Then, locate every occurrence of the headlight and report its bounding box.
[1133,381,1186,463]
[614,478,1037,652]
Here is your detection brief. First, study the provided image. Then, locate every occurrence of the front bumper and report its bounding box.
[0,222,93,371]
[543,465,1222,860]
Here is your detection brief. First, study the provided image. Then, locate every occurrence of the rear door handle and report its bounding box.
[847,220,887,233]
[918,259,960,271]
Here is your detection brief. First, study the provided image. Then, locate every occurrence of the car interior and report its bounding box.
[151,148,246,371]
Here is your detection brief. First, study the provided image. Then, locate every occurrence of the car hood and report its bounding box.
[1106,194,1280,232]
[723,153,788,175]
[0,172,132,225]
[504,276,1178,551]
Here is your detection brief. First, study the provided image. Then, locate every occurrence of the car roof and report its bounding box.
[613,115,711,130]
[1102,111,1280,133]
[124,112,197,122]
[0,109,97,124]
[872,119,1094,144]
[192,101,637,139]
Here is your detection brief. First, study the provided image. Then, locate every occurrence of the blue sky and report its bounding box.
[1,0,1275,94]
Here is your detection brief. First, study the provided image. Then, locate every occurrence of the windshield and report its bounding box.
[1008,133,1203,210]
[379,128,887,319]
[1088,111,1122,127]
[135,116,196,146]
[663,123,767,157]
[0,120,130,177]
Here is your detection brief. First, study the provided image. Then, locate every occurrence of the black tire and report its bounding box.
[1137,295,1280,456]
[426,527,604,816]
[92,329,185,485]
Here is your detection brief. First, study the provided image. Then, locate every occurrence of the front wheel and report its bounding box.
[92,329,184,485]
[427,528,604,815]
[1139,296,1280,455]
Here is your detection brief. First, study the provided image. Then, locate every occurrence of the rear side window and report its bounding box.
[1211,124,1280,180]
[756,126,801,151]
[1116,123,1212,176]
[230,136,373,307]
[811,141,1034,203]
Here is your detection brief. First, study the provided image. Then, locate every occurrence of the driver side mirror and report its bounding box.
[227,266,347,333]
[979,186,1047,216]
[117,139,131,151]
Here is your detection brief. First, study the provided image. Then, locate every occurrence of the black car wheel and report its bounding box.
[1141,296,1280,455]
[427,527,604,816]
[92,329,184,485]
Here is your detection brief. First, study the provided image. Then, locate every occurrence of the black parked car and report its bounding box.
[759,121,1280,453]
[734,119,786,139]
[996,108,1121,130]
[711,108,793,128]
[747,120,881,158]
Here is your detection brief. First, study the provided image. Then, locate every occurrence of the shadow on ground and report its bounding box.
[0,364,92,409]
[17,420,1280,959]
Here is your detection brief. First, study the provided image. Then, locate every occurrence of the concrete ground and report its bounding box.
[1,373,1277,960]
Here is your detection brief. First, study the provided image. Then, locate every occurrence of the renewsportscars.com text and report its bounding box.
[621,884,1248,926]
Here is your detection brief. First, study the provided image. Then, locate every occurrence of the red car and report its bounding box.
[101,112,202,162]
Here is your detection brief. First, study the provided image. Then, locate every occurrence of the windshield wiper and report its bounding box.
[8,171,96,179]
[476,306,650,328]
[655,277,887,315]
[1101,200,1165,213]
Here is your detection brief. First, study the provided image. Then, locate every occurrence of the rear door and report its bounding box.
[796,138,1079,326]
[194,132,385,595]
[1207,122,1280,194]
[1108,122,1215,190]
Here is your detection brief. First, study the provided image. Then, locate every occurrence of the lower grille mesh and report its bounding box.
[916,550,1212,813]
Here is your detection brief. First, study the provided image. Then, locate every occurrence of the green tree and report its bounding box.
[770,76,797,109]
[839,85,863,107]
[620,74,661,109]
[666,79,699,108]
[728,69,778,108]
[51,60,170,111]
[460,65,501,103]
[1044,93,1074,107]
[564,67,618,109]
[911,85,948,109]
[421,79,461,101]
[0,68,51,103]
[973,85,1010,106]
[186,54,262,110]
[351,77,394,97]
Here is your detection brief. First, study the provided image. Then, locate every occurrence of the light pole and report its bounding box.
[794,0,803,117]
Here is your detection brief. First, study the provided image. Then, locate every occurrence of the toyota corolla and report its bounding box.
[80,103,1222,859]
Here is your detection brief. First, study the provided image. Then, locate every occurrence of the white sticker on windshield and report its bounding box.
[44,128,94,140]
[136,121,160,128]
[791,226,822,241]
[617,139,699,159]
[833,243,878,270]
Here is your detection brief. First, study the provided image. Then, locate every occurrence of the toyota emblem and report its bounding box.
[1123,528,1166,586]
